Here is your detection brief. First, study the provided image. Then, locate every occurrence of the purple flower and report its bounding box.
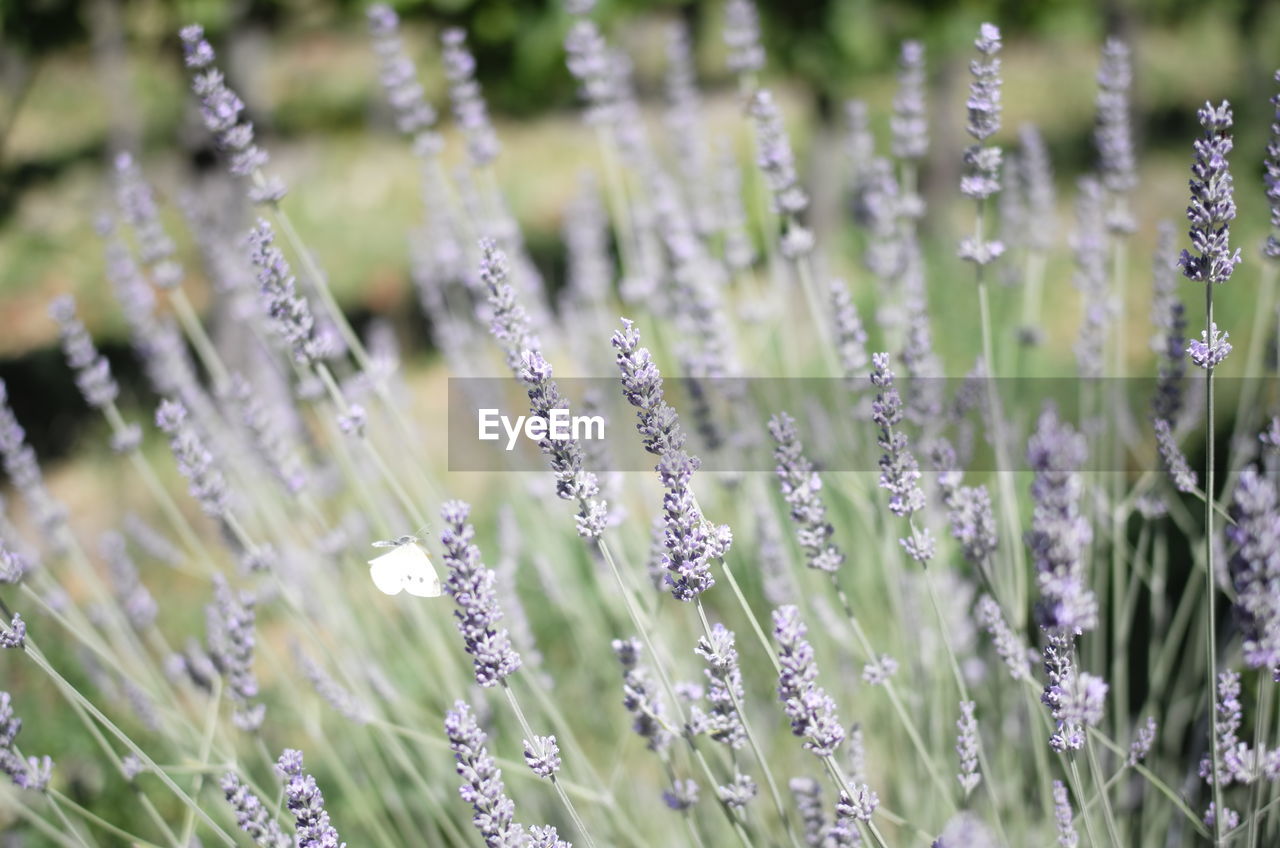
[48,295,119,410]
[829,280,869,387]
[1095,39,1137,220]
[1154,418,1197,493]
[248,220,321,366]
[1128,716,1158,766]
[892,40,928,162]
[1052,781,1078,847]
[442,28,500,167]
[1151,221,1188,423]
[657,450,728,601]
[0,613,24,650]
[523,735,561,779]
[854,158,905,280]
[1071,176,1109,378]
[790,777,828,845]
[750,89,808,219]
[156,399,229,518]
[724,0,765,76]
[1179,101,1242,285]
[113,153,184,288]
[1189,323,1232,369]
[663,778,700,811]
[441,500,522,688]
[1204,803,1240,833]
[221,771,289,847]
[1027,405,1097,636]
[870,353,926,518]
[955,700,981,795]
[1227,468,1280,675]
[275,749,345,848]
[446,701,526,845]
[100,532,157,632]
[1041,632,1107,752]
[960,24,1002,198]
[178,25,284,203]
[716,772,758,809]
[612,637,673,753]
[564,20,616,126]
[1265,70,1280,260]
[836,784,878,823]
[1020,124,1057,253]
[773,605,845,758]
[206,576,262,730]
[769,412,844,573]
[0,692,52,792]
[612,319,687,457]
[225,374,308,495]
[516,351,609,539]
[367,5,441,156]
[693,623,747,750]
[975,594,1032,681]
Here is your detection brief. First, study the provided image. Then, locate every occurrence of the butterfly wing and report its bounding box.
[367,546,411,595]
[400,543,443,598]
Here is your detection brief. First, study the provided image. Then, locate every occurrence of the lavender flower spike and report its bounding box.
[1189,323,1232,370]
[441,28,500,167]
[0,379,67,537]
[440,500,522,688]
[1153,418,1197,493]
[612,638,673,753]
[768,412,844,573]
[0,613,25,650]
[870,353,927,519]
[156,398,229,519]
[0,692,52,792]
[482,238,542,373]
[113,153,184,288]
[275,749,345,848]
[955,700,981,796]
[445,700,527,846]
[1227,467,1280,675]
[724,0,765,77]
[657,450,729,601]
[959,23,1005,265]
[975,594,1032,681]
[1179,101,1242,286]
[693,622,747,750]
[178,25,285,203]
[773,605,845,758]
[612,319,687,457]
[221,771,290,847]
[1266,70,1280,260]
[1095,37,1137,231]
[891,40,928,162]
[523,735,561,779]
[367,5,442,157]
[248,220,321,366]
[750,89,813,257]
[206,576,263,730]
[518,351,609,539]
[49,295,119,410]
[1052,781,1079,848]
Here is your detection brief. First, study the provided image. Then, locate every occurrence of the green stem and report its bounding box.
[1206,278,1223,847]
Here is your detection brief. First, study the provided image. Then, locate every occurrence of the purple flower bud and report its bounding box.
[769,412,844,574]
[0,613,25,650]
[49,295,120,409]
[955,700,981,795]
[523,735,561,779]
[221,771,290,847]
[724,0,765,76]
[773,605,845,758]
[663,778,700,811]
[1128,716,1157,766]
[156,398,229,518]
[248,220,320,366]
[445,701,526,845]
[367,5,442,157]
[1188,323,1232,369]
[694,623,747,750]
[892,41,928,161]
[442,28,500,167]
[1179,101,1242,285]
[441,500,522,688]
[1154,418,1197,493]
[716,772,758,808]
[1227,468,1280,674]
[612,637,673,753]
[1053,781,1079,847]
[274,749,344,848]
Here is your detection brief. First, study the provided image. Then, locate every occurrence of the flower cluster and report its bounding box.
[442,28,500,168]
[768,412,844,573]
[275,749,345,848]
[1179,101,1242,286]
[248,220,322,366]
[156,398,229,519]
[366,4,441,157]
[178,25,285,203]
[444,701,526,845]
[113,153,184,288]
[955,700,981,795]
[206,576,263,730]
[870,353,926,518]
[612,637,673,753]
[441,500,522,688]
[691,623,747,750]
[1095,38,1137,227]
[891,40,928,162]
[49,295,119,410]
[221,771,290,847]
[1041,632,1107,752]
[773,605,845,758]
[1227,468,1280,675]
[0,693,51,792]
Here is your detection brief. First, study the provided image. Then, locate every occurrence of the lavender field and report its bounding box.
[1,0,1280,845]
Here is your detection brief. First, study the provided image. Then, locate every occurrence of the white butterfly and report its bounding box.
[367,534,441,597]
